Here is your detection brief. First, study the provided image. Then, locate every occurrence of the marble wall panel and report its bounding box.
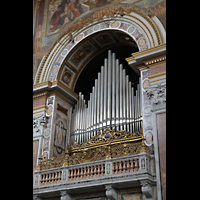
[43,137,50,151]
[119,22,131,31]
[83,27,93,36]
[142,70,150,80]
[143,114,152,132]
[100,22,110,29]
[149,63,166,76]
[117,188,142,200]
[121,193,143,200]
[75,191,106,200]
[33,140,39,170]
[156,113,166,200]
[55,55,65,66]
[143,91,151,106]
[51,96,72,158]
[33,97,46,108]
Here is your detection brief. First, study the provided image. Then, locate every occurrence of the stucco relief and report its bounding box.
[145,83,166,110]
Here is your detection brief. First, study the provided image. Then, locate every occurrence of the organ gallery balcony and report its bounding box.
[33,128,156,198]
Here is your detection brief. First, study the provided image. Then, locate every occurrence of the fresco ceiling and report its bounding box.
[33,0,165,60]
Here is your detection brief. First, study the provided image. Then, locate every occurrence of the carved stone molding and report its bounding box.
[33,195,42,200]
[60,191,73,200]
[33,114,46,135]
[140,181,153,199]
[145,83,166,111]
[105,185,118,200]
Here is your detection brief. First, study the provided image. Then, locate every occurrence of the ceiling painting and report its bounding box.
[33,0,165,61]
[68,40,97,69]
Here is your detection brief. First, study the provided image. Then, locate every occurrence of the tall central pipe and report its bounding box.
[111,52,116,129]
[115,59,119,131]
[119,64,123,130]
[107,50,112,128]
[97,72,101,132]
[100,66,104,133]
[122,69,126,131]
[103,59,107,129]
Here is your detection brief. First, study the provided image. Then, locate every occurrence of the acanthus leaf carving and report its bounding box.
[33,114,46,134]
[145,83,166,110]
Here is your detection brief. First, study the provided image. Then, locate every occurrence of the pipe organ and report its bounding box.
[70,50,142,144]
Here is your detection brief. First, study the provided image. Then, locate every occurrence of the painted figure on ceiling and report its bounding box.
[96,0,108,7]
[69,0,81,20]
[49,4,63,32]
[49,0,69,33]
[49,0,57,18]
[74,0,84,15]
[57,0,69,26]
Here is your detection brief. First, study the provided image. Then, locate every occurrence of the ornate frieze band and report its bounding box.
[35,128,148,171]
[48,20,149,84]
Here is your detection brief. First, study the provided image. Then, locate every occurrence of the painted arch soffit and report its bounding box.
[35,9,164,86]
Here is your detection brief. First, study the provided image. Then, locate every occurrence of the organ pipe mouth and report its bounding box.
[70,50,142,144]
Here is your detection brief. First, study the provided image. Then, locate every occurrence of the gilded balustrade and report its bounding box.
[36,128,148,171]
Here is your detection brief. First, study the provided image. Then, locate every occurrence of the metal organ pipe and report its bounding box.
[94,80,97,136]
[97,73,101,131]
[115,59,119,131]
[111,52,116,130]
[103,59,107,128]
[139,77,143,129]
[100,66,104,133]
[119,64,123,131]
[122,69,126,131]
[70,50,143,144]
[107,50,112,127]
[129,82,132,133]
[92,87,95,137]
[126,75,129,132]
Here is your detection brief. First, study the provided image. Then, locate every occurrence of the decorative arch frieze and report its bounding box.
[34,5,165,88]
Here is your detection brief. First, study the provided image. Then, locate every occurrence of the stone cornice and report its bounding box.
[126,43,166,73]
[33,80,79,104]
[33,171,156,195]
